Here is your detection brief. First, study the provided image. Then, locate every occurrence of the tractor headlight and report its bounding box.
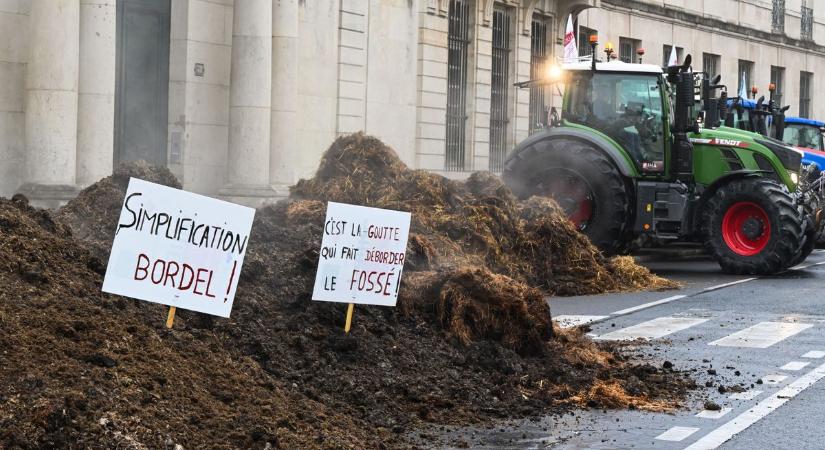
[545,63,563,82]
[790,172,799,184]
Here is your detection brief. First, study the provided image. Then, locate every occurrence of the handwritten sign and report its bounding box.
[102,178,255,318]
[312,202,411,306]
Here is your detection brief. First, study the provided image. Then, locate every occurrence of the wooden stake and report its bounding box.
[166,306,176,329]
[344,303,354,333]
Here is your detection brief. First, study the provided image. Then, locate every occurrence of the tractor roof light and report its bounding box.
[752,86,759,95]
[589,34,599,71]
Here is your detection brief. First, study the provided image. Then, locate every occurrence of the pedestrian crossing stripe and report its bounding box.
[708,321,813,348]
[596,316,708,341]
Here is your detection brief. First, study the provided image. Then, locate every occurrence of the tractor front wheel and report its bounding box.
[788,214,816,267]
[703,178,804,275]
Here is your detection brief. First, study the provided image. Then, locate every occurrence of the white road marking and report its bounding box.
[696,407,732,419]
[729,390,762,401]
[708,321,813,348]
[792,260,825,270]
[553,315,608,328]
[608,279,753,317]
[656,426,700,442]
[611,295,686,315]
[802,350,825,359]
[780,361,810,371]
[683,361,825,450]
[761,374,788,385]
[701,278,757,292]
[596,316,708,341]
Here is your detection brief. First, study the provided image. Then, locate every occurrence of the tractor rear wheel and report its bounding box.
[503,138,630,255]
[703,178,804,274]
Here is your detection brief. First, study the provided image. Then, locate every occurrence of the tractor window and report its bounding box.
[783,124,824,151]
[565,73,666,172]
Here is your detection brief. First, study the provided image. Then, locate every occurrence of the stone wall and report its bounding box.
[0,1,28,197]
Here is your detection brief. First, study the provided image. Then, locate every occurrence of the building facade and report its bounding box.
[0,0,823,207]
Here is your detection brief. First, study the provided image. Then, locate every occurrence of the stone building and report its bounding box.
[0,0,823,207]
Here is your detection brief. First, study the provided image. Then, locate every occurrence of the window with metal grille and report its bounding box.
[738,60,754,97]
[770,66,785,106]
[529,18,548,134]
[703,53,720,78]
[578,26,595,57]
[445,0,470,171]
[619,37,639,63]
[802,1,813,41]
[489,7,512,172]
[800,71,813,118]
[662,45,683,66]
[772,0,785,34]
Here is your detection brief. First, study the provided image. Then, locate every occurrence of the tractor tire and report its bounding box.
[703,178,804,275]
[503,138,630,255]
[788,214,816,267]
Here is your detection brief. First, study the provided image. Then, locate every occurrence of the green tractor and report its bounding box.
[504,43,823,274]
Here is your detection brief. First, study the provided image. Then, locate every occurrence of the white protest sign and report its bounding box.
[102,178,255,318]
[313,202,411,307]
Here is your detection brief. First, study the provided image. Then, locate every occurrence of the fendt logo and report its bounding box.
[711,138,749,148]
[691,137,750,148]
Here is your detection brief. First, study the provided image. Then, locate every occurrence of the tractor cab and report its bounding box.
[561,62,669,174]
[782,117,825,171]
[725,98,766,133]
[783,117,825,151]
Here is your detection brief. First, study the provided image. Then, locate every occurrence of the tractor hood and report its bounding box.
[692,126,802,174]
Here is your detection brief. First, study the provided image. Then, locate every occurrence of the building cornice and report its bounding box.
[601,0,825,55]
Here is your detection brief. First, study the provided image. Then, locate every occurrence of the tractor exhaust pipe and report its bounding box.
[672,55,695,182]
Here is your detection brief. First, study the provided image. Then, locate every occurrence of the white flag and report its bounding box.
[738,71,747,98]
[667,46,678,66]
[563,15,578,63]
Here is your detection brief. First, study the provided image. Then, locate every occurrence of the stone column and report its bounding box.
[77,0,116,186]
[269,0,299,195]
[21,0,81,207]
[219,0,276,206]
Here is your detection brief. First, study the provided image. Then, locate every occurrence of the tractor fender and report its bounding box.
[505,127,638,178]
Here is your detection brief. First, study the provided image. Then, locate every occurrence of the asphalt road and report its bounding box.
[433,249,825,449]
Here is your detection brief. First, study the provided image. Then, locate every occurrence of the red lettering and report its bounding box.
[205,269,216,298]
[164,261,179,287]
[376,273,387,294]
[193,268,209,295]
[383,272,394,296]
[178,264,194,291]
[366,271,376,292]
[134,253,150,280]
[358,271,367,290]
[150,259,166,285]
